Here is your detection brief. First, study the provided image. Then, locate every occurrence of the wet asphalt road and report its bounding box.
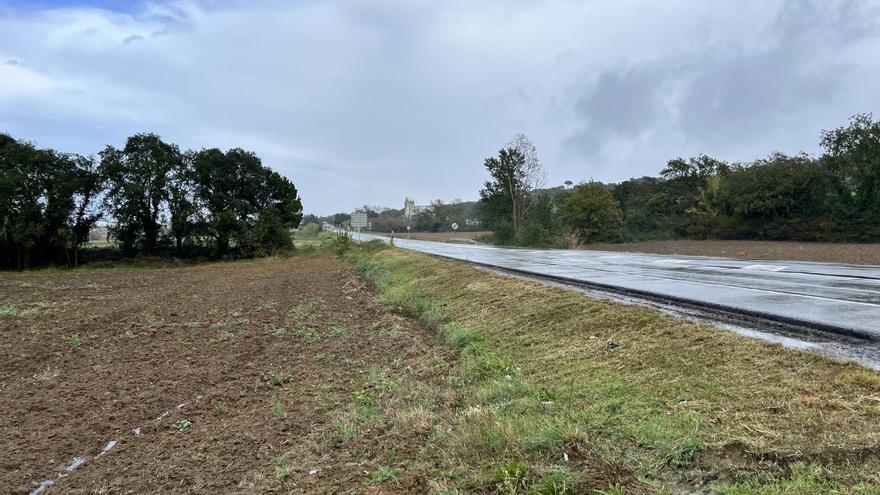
[353,233,880,340]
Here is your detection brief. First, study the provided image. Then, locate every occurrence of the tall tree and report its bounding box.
[479,135,545,241]
[193,147,302,257]
[507,133,546,235]
[821,113,880,215]
[66,155,104,266]
[562,183,623,244]
[166,151,198,250]
[479,147,524,241]
[100,133,181,253]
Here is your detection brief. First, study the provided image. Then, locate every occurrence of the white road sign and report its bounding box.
[351,212,368,228]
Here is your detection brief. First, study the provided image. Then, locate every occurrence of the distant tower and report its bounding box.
[404,197,415,219]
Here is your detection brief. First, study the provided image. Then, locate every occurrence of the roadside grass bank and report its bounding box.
[345,244,880,493]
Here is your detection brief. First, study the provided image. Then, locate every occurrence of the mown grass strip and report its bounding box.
[346,245,880,494]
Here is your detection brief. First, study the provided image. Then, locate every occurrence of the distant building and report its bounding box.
[404,198,429,219]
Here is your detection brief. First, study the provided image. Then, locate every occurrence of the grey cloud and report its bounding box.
[564,0,880,162]
[2,0,880,213]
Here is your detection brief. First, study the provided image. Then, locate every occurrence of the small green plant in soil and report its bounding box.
[0,305,18,317]
[273,327,288,336]
[271,400,286,418]
[33,368,60,382]
[174,419,192,431]
[274,455,292,481]
[214,402,228,414]
[367,466,398,484]
[67,335,87,347]
[266,372,295,386]
[294,329,319,340]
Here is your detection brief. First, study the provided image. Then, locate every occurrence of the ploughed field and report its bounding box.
[0,256,451,494]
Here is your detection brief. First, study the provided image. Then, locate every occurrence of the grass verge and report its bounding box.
[345,244,880,494]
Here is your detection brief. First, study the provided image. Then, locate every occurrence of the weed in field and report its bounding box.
[210,321,227,329]
[593,485,627,495]
[34,368,60,382]
[274,455,292,481]
[271,399,286,418]
[143,313,164,327]
[366,366,401,393]
[294,329,319,340]
[115,389,129,399]
[330,326,348,337]
[0,305,18,317]
[67,335,87,347]
[266,372,295,386]
[367,466,398,484]
[262,299,277,310]
[334,420,358,442]
[30,328,41,343]
[492,460,530,494]
[214,402,228,415]
[272,327,288,336]
[89,346,117,364]
[174,419,192,431]
[333,231,352,255]
[443,323,482,350]
[183,320,201,329]
[217,330,234,342]
[236,317,250,326]
[20,281,34,288]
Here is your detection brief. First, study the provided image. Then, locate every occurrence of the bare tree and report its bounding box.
[506,133,545,236]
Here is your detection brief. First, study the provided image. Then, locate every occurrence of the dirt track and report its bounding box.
[583,239,880,265]
[0,256,451,494]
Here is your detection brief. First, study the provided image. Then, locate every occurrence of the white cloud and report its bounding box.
[1,0,879,213]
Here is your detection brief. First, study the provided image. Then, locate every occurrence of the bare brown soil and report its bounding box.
[583,239,880,265]
[0,256,454,494]
[383,231,491,242]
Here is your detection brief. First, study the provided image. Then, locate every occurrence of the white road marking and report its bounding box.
[742,264,787,272]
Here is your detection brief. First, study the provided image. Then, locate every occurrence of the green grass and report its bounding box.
[294,328,319,340]
[0,304,18,317]
[271,399,286,418]
[346,245,880,493]
[274,454,292,481]
[173,419,192,432]
[367,465,398,484]
[266,372,295,386]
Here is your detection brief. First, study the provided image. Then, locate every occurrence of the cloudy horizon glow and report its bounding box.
[2,0,879,214]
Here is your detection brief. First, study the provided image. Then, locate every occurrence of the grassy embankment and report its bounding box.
[345,244,880,494]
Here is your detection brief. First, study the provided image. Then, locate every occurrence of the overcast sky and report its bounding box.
[2,0,880,214]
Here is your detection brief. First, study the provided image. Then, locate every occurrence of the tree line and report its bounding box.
[1,133,302,269]
[479,113,880,246]
[312,200,485,234]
